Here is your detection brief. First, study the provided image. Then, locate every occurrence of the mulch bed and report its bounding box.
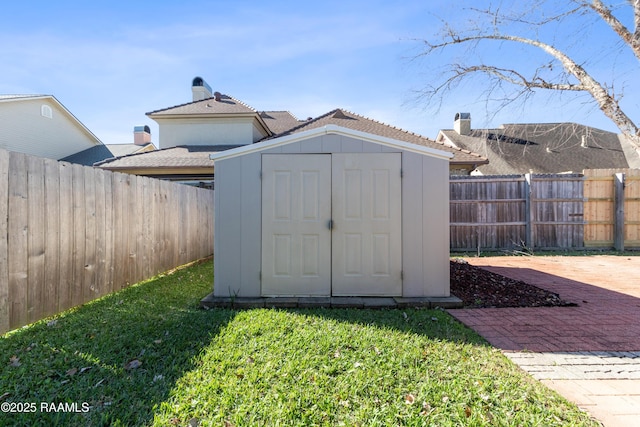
[450,259,576,308]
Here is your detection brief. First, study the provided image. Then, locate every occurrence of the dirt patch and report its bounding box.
[450,259,576,308]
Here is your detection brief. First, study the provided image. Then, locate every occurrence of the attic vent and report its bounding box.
[486,133,534,145]
[41,104,53,119]
[332,110,351,119]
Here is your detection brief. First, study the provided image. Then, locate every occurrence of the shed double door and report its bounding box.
[261,153,401,296]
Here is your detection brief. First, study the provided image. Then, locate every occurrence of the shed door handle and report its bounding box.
[327,219,334,230]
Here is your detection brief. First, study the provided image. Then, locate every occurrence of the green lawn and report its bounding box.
[1,260,598,426]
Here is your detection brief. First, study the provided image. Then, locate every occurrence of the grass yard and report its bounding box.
[1,260,598,426]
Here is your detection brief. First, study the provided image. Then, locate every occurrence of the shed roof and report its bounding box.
[275,109,485,166]
[209,125,454,162]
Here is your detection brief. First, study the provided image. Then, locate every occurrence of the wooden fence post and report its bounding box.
[524,173,533,248]
[614,172,625,251]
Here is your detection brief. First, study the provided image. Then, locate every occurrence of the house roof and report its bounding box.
[95,145,240,169]
[106,143,155,157]
[259,111,301,135]
[99,92,485,172]
[61,145,114,166]
[439,122,629,174]
[273,109,486,166]
[147,95,256,116]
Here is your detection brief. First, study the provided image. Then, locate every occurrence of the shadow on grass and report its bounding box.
[0,261,238,426]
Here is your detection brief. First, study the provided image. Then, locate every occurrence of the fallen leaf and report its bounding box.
[66,368,78,377]
[0,392,10,401]
[153,339,163,344]
[405,394,415,405]
[125,359,142,370]
[334,349,341,358]
[79,367,92,374]
[223,421,234,427]
[189,417,200,427]
[94,379,105,388]
[9,356,21,367]
[153,374,164,382]
[465,406,472,417]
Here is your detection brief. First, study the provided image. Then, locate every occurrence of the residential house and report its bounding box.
[96,77,487,185]
[436,113,638,175]
[0,94,112,165]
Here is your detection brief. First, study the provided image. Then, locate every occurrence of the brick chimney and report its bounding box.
[454,112,471,135]
[134,125,151,146]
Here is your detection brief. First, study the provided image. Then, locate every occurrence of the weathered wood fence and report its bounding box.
[450,170,639,251]
[1,149,214,334]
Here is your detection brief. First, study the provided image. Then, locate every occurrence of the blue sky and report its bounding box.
[1,0,637,145]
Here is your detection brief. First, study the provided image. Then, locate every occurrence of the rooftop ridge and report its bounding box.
[146,93,257,116]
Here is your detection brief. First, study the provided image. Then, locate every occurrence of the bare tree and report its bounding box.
[415,0,640,151]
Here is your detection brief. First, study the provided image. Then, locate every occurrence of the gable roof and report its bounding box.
[272,109,486,166]
[210,125,454,162]
[439,122,629,174]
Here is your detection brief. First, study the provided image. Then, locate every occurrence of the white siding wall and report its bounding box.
[0,99,98,160]
[156,117,268,149]
[213,133,451,298]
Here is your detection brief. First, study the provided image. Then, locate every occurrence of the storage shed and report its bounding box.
[210,125,452,299]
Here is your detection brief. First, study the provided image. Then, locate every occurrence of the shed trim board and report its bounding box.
[213,126,450,299]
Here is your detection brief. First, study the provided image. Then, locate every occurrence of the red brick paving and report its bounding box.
[448,256,640,352]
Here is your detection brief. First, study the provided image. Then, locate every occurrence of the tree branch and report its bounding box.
[587,0,640,60]
[422,32,640,146]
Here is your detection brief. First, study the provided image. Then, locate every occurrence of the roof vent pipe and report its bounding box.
[581,135,588,148]
[214,91,222,102]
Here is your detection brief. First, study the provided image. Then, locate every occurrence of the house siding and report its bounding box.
[156,118,259,149]
[0,98,99,160]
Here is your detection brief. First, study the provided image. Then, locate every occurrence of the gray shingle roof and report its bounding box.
[273,109,487,165]
[147,95,255,116]
[61,145,114,166]
[259,111,301,135]
[95,145,240,169]
[441,122,629,174]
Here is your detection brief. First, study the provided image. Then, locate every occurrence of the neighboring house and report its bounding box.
[436,113,637,175]
[105,125,156,157]
[0,94,112,165]
[96,77,487,186]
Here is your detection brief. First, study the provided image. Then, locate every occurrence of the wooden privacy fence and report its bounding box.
[450,170,639,251]
[0,149,214,334]
[584,169,640,250]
